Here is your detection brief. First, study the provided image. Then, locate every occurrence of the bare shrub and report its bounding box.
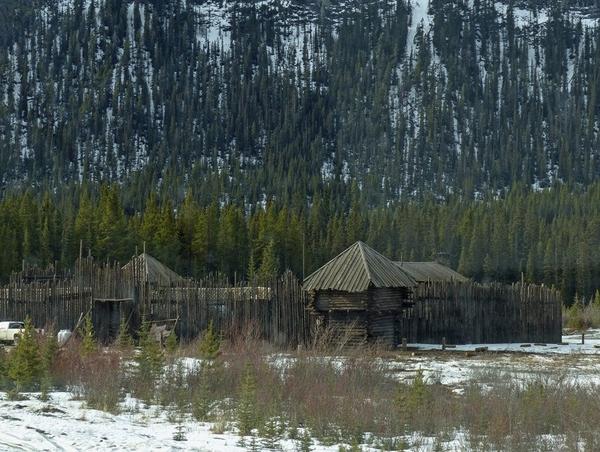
[458,371,600,450]
[221,321,272,357]
[307,321,367,354]
[51,337,85,389]
[275,351,399,444]
[79,351,123,413]
[52,341,122,413]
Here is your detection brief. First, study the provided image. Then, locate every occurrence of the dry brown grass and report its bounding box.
[17,325,600,450]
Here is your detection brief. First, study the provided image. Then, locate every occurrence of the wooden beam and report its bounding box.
[93,298,134,303]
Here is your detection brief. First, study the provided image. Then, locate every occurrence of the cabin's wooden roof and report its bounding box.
[303,241,416,292]
[122,253,183,286]
[394,261,468,283]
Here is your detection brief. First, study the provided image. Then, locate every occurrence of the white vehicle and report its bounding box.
[0,321,25,344]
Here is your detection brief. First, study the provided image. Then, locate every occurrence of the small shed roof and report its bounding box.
[303,241,416,292]
[394,261,468,283]
[122,253,184,286]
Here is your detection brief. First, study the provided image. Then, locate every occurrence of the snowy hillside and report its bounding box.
[0,0,598,201]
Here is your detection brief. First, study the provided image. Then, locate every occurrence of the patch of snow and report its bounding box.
[0,391,381,451]
[0,392,246,451]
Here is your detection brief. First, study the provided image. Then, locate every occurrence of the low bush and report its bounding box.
[5,322,600,451]
[564,291,600,330]
[79,351,123,413]
[51,337,123,413]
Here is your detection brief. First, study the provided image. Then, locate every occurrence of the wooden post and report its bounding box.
[442,336,446,350]
[401,337,407,351]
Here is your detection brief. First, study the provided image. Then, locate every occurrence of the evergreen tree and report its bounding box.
[259,415,282,450]
[192,203,219,276]
[97,185,130,262]
[8,317,42,392]
[116,316,133,350]
[165,329,178,355]
[192,367,213,422]
[74,189,97,256]
[136,318,164,380]
[41,326,58,375]
[237,362,259,436]
[258,239,279,284]
[81,313,96,357]
[297,429,314,452]
[198,321,220,360]
[155,201,180,268]
[247,252,257,281]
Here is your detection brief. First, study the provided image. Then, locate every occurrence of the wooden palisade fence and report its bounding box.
[0,258,561,347]
[401,281,562,344]
[0,258,312,347]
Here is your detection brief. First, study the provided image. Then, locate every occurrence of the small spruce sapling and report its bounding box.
[192,368,213,421]
[198,321,220,360]
[247,435,261,451]
[136,318,164,378]
[81,313,96,357]
[297,429,313,452]
[41,326,59,372]
[237,362,259,436]
[259,415,282,450]
[40,326,58,401]
[8,317,42,393]
[116,316,133,350]
[287,423,299,440]
[396,369,431,426]
[166,329,178,355]
[173,420,187,441]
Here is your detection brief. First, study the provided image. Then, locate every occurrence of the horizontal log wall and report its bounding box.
[329,311,368,346]
[367,312,396,346]
[368,287,407,312]
[315,291,369,311]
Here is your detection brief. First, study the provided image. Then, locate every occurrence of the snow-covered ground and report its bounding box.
[1,330,599,451]
[0,390,367,452]
[412,328,600,355]
[397,330,600,388]
[0,392,274,451]
[0,393,459,451]
[0,390,476,451]
[392,348,600,388]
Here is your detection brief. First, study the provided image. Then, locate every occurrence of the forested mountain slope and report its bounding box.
[1,0,600,303]
[0,0,599,204]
